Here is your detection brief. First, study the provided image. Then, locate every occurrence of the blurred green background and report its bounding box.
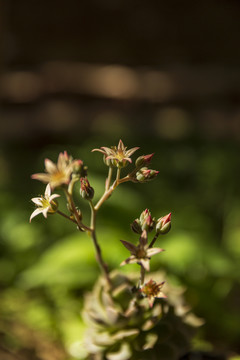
[1,1,240,359]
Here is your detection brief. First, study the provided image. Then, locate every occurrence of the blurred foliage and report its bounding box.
[0,128,240,359]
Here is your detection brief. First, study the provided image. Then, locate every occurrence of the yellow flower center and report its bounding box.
[115,149,125,161]
[52,171,66,181]
[41,197,50,208]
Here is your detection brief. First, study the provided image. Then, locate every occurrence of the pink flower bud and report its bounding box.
[156,213,171,234]
[139,209,155,232]
[135,153,154,168]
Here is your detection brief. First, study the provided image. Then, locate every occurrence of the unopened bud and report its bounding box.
[72,159,83,173]
[80,177,94,200]
[136,167,159,182]
[156,213,171,234]
[130,219,142,234]
[135,153,154,168]
[72,159,88,178]
[139,209,155,232]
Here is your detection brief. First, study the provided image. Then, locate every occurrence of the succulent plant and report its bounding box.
[30,142,203,360]
[82,271,202,360]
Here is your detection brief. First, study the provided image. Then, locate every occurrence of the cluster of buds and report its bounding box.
[135,167,159,183]
[131,209,171,235]
[131,154,159,183]
[131,209,156,233]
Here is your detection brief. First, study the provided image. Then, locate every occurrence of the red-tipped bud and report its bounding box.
[156,213,171,234]
[136,167,159,182]
[80,177,94,200]
[139,209,155,232]
[135,153,154,168]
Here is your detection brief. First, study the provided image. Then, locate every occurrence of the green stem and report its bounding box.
[149,233,160,248]
[117,175,130,184]
[89,200,112,287]
[116,167,121,182]
[68,177,79,195]
[94,187,114,211]
[95,168,125,211]
[105,166,113,191]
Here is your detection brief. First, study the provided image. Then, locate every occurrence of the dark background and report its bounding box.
[0,1,240,359]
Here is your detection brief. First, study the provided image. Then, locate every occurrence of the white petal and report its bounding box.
[120,256,137,266]
[140,259,150,271]
[156,292,167,299]
[30,208,43,222]
[45,184,51,197]
[42,207,49,218]
[147,248,164,257]
[49,193,60,201]
[31,197,43,206]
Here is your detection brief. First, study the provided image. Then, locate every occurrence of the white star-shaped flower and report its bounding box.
[30,184,60,222]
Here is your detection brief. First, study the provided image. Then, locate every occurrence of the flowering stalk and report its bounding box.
[30,141,163,297]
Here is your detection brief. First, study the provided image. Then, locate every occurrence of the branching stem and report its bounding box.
[95,168,123,211]
[63,189,91,232]
[56,210,77,224]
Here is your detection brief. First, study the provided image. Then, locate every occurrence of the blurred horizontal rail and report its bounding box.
[1,62,240,104]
